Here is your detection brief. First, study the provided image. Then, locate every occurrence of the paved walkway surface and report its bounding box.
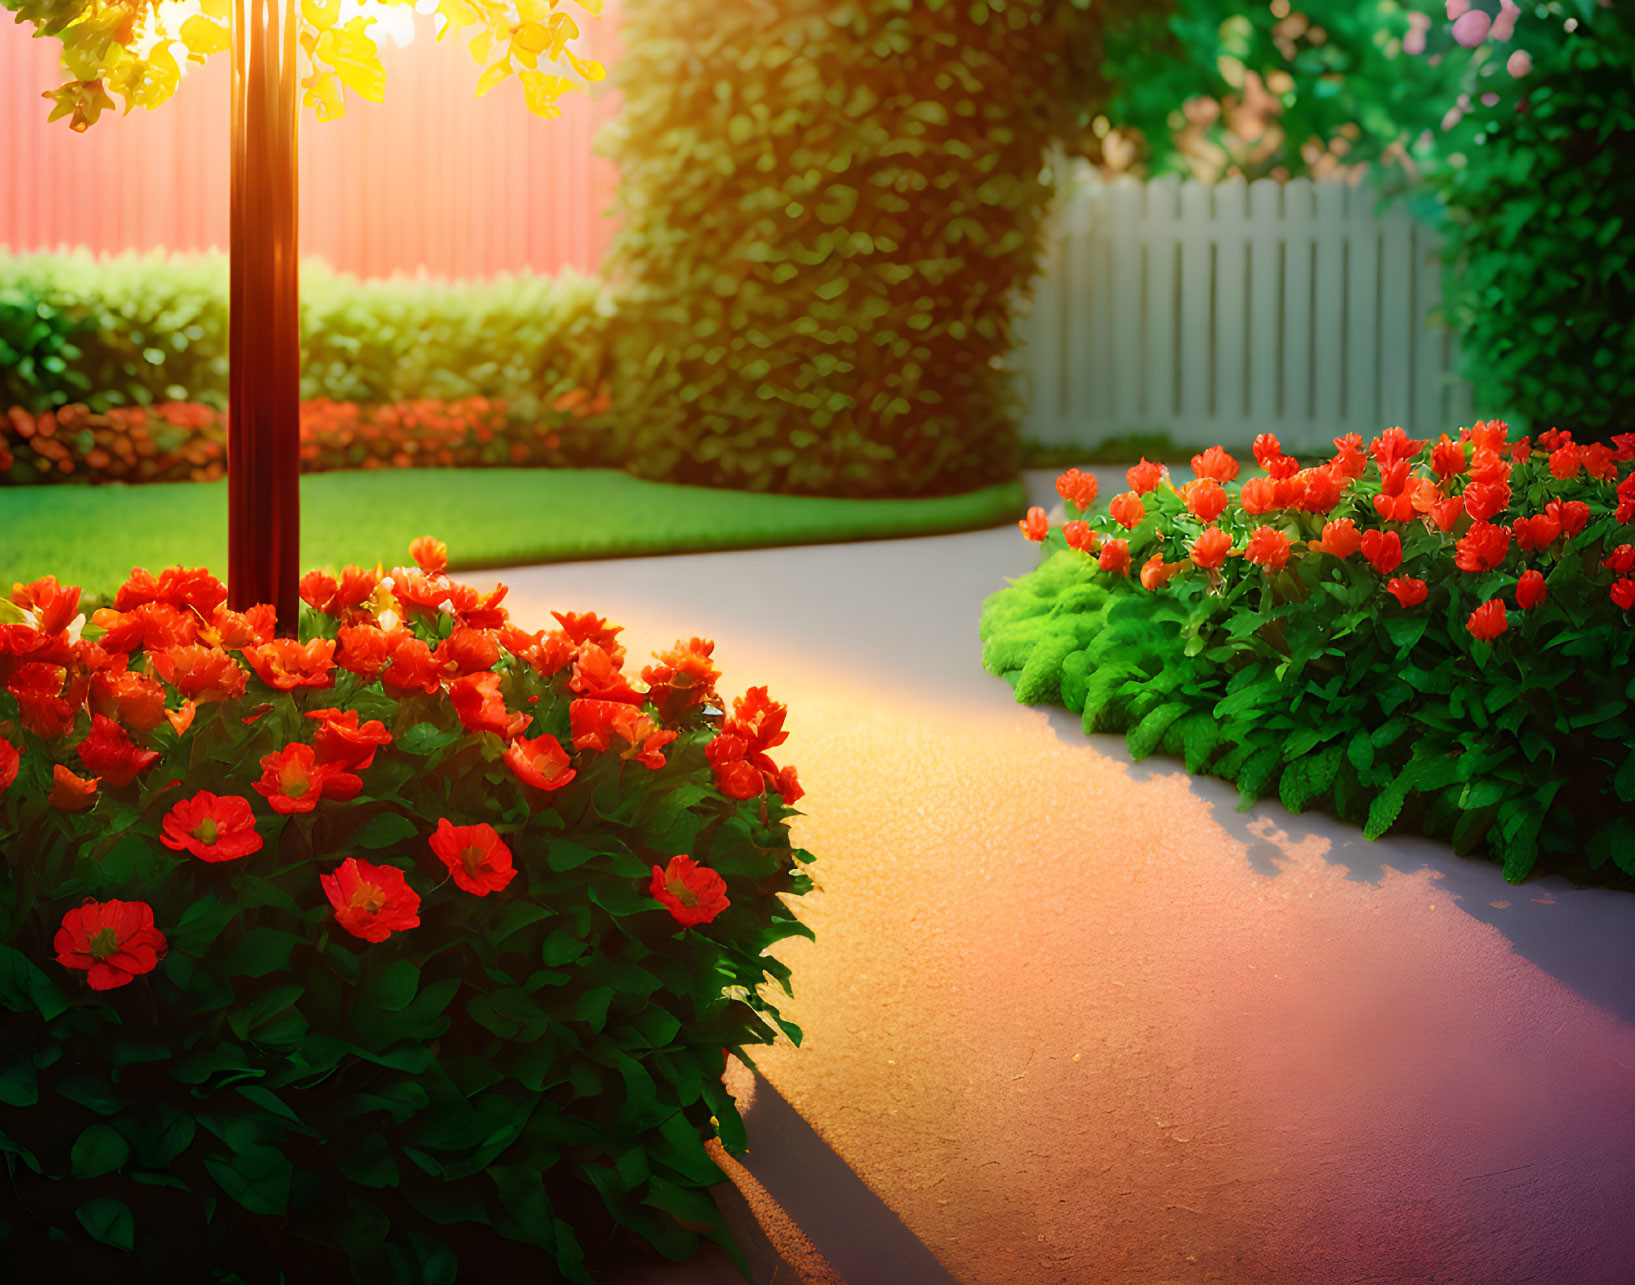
[500,479,1635,1285]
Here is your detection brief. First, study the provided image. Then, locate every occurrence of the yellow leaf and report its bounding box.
[574,0,603,14]
[565,49,604,82]
[516,0,552,21]
[179,15,230,60]
[315,22,385,102]
[514,21,548,54]
[474,59,511,98]
[518,68,570,118]
[302,0,342,32]
[200,0,231,19]
[436,0,479,34]
[468,27,493,63]
[303,71,347,122]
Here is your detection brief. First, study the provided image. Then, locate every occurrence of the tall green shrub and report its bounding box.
[599,0,1123,497]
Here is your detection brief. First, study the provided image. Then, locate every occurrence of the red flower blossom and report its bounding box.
[1360,530,1403,575]
[1294,465,1346,514]
[300,570,341,613]
[1515,570,1547,610]
[7,663,80,740]
[1612,579,1635,611]
[1455,522,1512,573]
[1468,420,1512,454]
[458,583,511,631]
[1062,521,1099,554]
[1190,445,1239,483]
[409,536,448,574]
[299,564,381,621]
[1055,467,1099,510]
[1184,479,1228,523]
[570,700,677,770]
[322,857,421,943]
[54,898,167,990]
[1370,427,1427,466]
[1190,526,1234,570]
[49,764,99,811]
[160,791,263,863]
[1109,492,1145,529]
[201,604,277,650]
[1511,514,1562,555]
[726,687,789,758]
[1467,599,1508,642]
[1547,444,1581,480]
[428,819,516,896]
[1019,507,1049,541]
[0,735,19,796]
[1605,545,1635,575]
[1244,527,1292,572]
[1429,435,1467,480]
[336,624,393,681]
[380,632,443,695]
[552,611,625,663]
[151,646,248,704]
[433,627,500,678]
[1373,489,1417,523]
[1253,433,1297,477]
[1378,459,1412,497]
[707,734,765,799]
[1125,458,1169,495]
[1139,555,1186,590]
[1330,434,1369,479]
[1610,433,1635,463]
[650,855,729,929]
[11,576,81,635]
[449,672,532,739]
[305,708,393,770]
[569,643,643,704]
[253,743,360,814]
[1581,443,1617,481]
[244,638,336,692]
[1512,437,1532,463]
[1429,497,1465,533]
[115,566,227,615]
[1312,519,1362,560]
[1238,476,1280,514]
[1462,481,1511,523]
[92,602,199,654]
[76,714,159,788]
[1098,539,1131,575]
[389,569,457,615]
[503,733,577,792]
[89,663,167,735]
[641,637,721,722]
[1386,577,1428,608]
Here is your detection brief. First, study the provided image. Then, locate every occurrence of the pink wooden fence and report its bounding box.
[0,5,622,278]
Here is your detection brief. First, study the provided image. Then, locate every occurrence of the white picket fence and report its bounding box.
[1014,163,1478,453]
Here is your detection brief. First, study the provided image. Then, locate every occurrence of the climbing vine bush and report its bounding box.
[982,425,1635,884]
[0,540,812,1280]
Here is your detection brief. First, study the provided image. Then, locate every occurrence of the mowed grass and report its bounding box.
[1,468,1026,601]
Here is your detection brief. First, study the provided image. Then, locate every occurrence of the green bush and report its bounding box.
[597,0,1126,497]
[983,427,1635,885]
[0,545,814,1280]
[0,251,617,429]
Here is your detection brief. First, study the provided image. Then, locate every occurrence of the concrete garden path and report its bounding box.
[500,474,1635,1284]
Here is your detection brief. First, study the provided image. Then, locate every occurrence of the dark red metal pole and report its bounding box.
[229,0,301,633]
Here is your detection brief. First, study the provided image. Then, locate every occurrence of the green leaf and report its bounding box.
[220,927,304,978]
[0,946,69,1020]
[76,1199,134,1253]
[205,1143,293,1216]
[71,1122,130,1179]
[353,812,420,850]
[0,1058,38,1108]
[339,1132,400,1188]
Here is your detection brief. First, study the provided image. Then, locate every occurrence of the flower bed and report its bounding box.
[982,424,1635,884]
[0,539,812,1280]
[0,391,614,485]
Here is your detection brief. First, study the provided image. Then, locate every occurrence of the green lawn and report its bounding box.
[1,468,1026,602]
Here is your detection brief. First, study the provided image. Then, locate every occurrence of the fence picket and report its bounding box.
[1144,175,1181,423]
[1177,180,1213,426]
[1214,178,1250,440]
[1247,180,1282,432]
[1109,178,1144,429]
[1282,178,1315,435]
[1379,201,1415,429]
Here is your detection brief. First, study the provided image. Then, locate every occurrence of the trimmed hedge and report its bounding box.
[0,251,616,429]
[597,0,1124,498]
[982,426,1635,886]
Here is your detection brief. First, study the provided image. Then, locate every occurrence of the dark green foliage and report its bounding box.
[598,0,1130,497]
[0,282,89,412]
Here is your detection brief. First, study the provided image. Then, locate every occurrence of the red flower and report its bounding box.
[1098,539,1131,575]
[49,764,98,812]
[449,672,532,739]
[1018,507,1049,542]
[503,733,577,792]
[649,855,729,929]
[0,735,19,796]
[390,569,457,616]
[1312,519,1362,560]
[322,857,421,943]
[54,899,167,990]
[201,604,276,650]
[1253,433,1297,477]
[1125,458,1169,495]
[1330,434,1369,479]
[726,687,789,758]
[7,663,80,740]
[1462,481,1511,523]
[409,536,448,574]
[1139,555,1186,590]
[568,643,642,704]
[1610,433,1635,462]
[1062,520,1099,554]
[1547,445,1581,480]
[1455,522,1512,573]
[1360,529,1403,576]
[1386,577,1428,608]
[1512,437,1532,463]
[458,583,511,631]
[1055,467,1099,510]
[302,564,380,617]
[1429,497,1465,533]
[552,611,625,662]
[244,638,336,692]
[1466,599,1508,642]
[570,700,677,770]
[160,791,263,863]
[11,576,81,635]
[428,819,516,896]
[1108,492,1145,529]
[115,566,226,615]
[76,714,159,788]
[1468,420,1512,454]
[1378,458,1412,497]
[305,708,393,770]
[1183,478,1228,522]
[1373,489,1417,523]
[253,743,360,814]
[1244,527,1292,572]
[1511,514,1562,555]
[433,627,500,678]
[1190,526,1234,570]
[1604,545,1635,576]
[1515,570,1547,610]
[381,632,443,695]
[1429,434,1467,480]
[300,570,340,613]
[337,624,393,681]
[1294,465,1346,514]
[91,602,198,654]
[1370,427,1427,466]
[1190,445,1239,483]
[1581,443,1617,481]
[1238,476,1280,514]
[89,663,167,734]
[707,734,765,799]
[151,646,247,703]
[1612,579,1635,611]
[641,637,721,722]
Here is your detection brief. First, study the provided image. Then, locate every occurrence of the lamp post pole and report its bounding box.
[228,0,301,633]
